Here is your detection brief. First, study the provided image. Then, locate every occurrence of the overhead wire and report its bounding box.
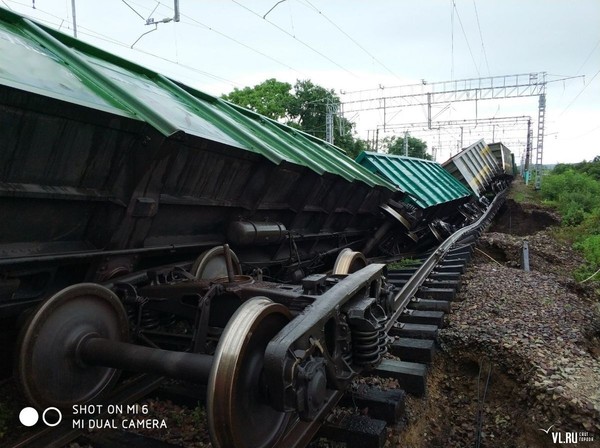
[299,0,402,81]
[11,0,305,83]
[230,0,361,79]
[472,0,491,76]
[558,68,600,117]
[450,1,454,80]
[3,0,241,87]
[570,124,600,140]
[120,0,146,21]
[452,0,480,76]
[125,0,309,78]
[576,37,600,75]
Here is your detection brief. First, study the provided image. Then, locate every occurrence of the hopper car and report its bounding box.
[355,151,491,245]
[442,139,507,196]
[0,7,513,448]
[489,141,517,178]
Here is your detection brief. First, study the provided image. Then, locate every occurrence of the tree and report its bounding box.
[383,135,431,160]
[287,80,337,140]
[221,78,294,121]
[343,138,369,160]
[222,78,363,159]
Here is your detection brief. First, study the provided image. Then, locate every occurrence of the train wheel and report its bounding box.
[191,246,242,279]
[380,204,412,230]
[17,283,128,409]
[207,297,291,448]
[332,248,368,275]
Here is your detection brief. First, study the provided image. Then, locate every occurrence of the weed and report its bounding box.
[388,258,420,269]
[191,406,206,426]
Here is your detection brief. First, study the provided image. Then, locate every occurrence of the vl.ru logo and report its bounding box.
[540,424,595,444]
[19,407,62,427]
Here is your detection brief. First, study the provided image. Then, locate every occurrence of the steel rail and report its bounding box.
[385,189,507,333]
[4,190,506,448]
[276,189,507,448]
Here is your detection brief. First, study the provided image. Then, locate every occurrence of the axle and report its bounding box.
[79,337,214,384]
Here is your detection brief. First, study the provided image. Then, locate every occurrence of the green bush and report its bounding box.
[562,203,586,226]
[580,210,600,238]
[576,235,600,266]
[543,169,600,216]
[544,164,600,282]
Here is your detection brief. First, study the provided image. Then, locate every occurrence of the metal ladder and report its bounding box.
[534,93,546,190]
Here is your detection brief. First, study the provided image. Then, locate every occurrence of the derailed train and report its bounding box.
[0,8,512,448]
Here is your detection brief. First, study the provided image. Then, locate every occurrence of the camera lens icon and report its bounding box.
[19,407,62,427]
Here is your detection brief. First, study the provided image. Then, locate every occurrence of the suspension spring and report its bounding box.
[350,327,387,367]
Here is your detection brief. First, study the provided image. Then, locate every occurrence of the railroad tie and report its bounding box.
[371,359,428,396]
[318,414,388,448]
[340,386,406,424]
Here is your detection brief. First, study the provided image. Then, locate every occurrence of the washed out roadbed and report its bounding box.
[394,200,600,447]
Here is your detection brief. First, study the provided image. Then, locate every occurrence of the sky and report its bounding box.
[3,0,600,164]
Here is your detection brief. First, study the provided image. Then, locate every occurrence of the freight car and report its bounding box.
[489,141,517,178]
[0,7,509,448]
[442,139,508,196]
[355,151,488,244]
[0,7,410,317]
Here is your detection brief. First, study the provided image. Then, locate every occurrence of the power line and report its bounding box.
[450,1,454,80]
[472,0,491,76]
[558,68,600,117]
[452,0,480,76]
[576,37,600,75]
[300,0,401,81]
[179,14,307,77]
[121,0,146,21]
[230,0,361,79]
[124,0,308,78]
[263,0,287,19]
[4,0,242,87]
[567,123,600,140]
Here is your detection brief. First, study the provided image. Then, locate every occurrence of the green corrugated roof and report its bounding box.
[0,7,395,191]
[355,151,473,208]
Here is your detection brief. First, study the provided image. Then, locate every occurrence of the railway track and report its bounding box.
[0,9,516,447]
[8,191,504,448]
[1,189,505,448]
[279,188,505,447]
[280,190,505,447]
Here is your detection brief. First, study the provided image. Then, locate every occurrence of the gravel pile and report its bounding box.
[440,260,600,435]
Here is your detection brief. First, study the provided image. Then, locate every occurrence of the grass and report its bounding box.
[388,258,420,270]
[508,178,543,205]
